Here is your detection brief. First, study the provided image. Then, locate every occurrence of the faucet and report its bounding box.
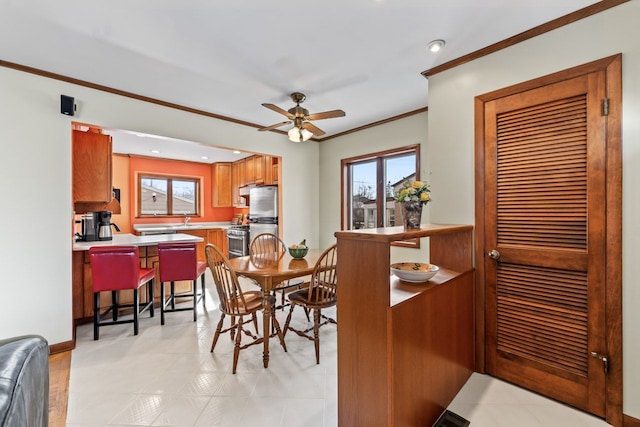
[184,215,191,226]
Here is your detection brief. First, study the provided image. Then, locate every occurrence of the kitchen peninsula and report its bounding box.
[72,233,203,322]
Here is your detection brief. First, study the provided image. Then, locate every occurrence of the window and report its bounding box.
[342,145,420,234]
[138,174,200,217]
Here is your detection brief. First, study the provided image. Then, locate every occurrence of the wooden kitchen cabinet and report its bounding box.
[237,158,246,188]
[211,162,232,207]
[254,155,265,184]
[181,228,228,262]
[231,161,240,206]
[73,129,113,203]
[245,156,256,184]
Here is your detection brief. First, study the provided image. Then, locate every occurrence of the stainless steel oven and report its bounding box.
[227,225,250,258]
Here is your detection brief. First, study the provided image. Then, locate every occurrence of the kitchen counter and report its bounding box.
[133,222,233,235]
[73,233,203,251]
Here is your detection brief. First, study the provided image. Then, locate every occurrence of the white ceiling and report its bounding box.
[1,0,600,163]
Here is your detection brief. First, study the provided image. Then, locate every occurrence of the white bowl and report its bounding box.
[391,262,439,283]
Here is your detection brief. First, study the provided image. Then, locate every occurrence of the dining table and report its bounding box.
[227,248,322,368]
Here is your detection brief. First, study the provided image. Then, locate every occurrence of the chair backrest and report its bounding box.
[158,241,198,282]
[306,244,338,303]
[89,246,141,292]
[249,233,286,256]
[205,243,256,316]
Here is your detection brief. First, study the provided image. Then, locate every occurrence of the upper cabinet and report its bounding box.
[73,129,112,203]
[211,162,232,207]
[212,155,280,208]
[72,129,121,214]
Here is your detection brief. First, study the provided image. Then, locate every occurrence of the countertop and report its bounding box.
[72,233,203,251]
[133,221,233,235]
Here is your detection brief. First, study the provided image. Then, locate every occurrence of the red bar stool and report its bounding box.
[89,246,155,340]
[158,242,207,325]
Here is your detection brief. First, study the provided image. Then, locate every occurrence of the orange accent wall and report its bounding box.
[112,154,131,233]
[127,155,236,226]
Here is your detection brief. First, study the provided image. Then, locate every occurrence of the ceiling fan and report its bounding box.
[258,92,346,142]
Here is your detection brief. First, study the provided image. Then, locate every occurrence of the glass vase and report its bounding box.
[401,201,423,229]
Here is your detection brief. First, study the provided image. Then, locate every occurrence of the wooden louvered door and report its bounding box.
[484,71,607,416]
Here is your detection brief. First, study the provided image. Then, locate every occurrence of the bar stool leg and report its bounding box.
[93,292,100,340]
[133,289,139,335]
[160,281,166,325]
[192,279,197,322]
[112,290,118,321]
[170,282,176,309]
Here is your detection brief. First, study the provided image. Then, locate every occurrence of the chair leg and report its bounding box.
[170,282,176,309]
[192,279,197,322]
[160,281,166,325]
[93,292,100,340]
[283,303,296,337]
[200,273,206,308]
[133,289,139,336]
[232,317,243,374]
[272,313,287,352]
[211,313,225,351]
[230,316,237,341]
[112,290,118,321]
[313,309,320,364]
[252,313,259,335]
[148,279,154,318]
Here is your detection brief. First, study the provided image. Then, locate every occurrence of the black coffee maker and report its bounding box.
[76,212,100,242]
[97,211,120,241]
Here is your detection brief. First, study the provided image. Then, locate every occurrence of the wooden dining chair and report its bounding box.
[283,243,337,364]
[249,233,304,311]
[205,243,287,373]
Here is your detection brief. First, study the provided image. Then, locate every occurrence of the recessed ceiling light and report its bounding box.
[151,149,160,154]
[426,39,445,53]
[201,156,209,160]
[233,150,241,154]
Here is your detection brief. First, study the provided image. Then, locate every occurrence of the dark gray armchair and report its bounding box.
[0,335,49,427]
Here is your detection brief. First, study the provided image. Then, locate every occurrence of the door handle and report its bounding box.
[488,249,500,260]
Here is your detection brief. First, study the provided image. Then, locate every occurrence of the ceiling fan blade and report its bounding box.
[307,109,346,121]
[258,121,291,132]
[262,103,293,118]
[303,122,326,137]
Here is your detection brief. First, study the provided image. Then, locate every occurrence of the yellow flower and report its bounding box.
[411,181,424,189]
[420,192,430,202]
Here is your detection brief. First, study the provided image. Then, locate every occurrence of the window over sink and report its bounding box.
[138,174,200,217]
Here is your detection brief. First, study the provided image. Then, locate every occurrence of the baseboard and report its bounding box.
[49,339,74,355]
[625,414,640,427]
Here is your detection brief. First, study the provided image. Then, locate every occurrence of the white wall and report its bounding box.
[0,66,320,344]
[426,1,640,417]
[319,112,430,263]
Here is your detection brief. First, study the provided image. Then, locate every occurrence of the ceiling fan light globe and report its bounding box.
[301,128,313,141]
[288,126,302,142]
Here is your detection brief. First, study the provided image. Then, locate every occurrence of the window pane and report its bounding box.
[384,154,416,226]
[141,178,168,215]
[350,161,376,229]
[172,179,197,215]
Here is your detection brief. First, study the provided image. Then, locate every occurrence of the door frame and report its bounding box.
[473,54,622,425]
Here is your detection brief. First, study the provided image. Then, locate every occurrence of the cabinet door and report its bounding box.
[207,229,228,256]
[245,156,256,184]
[237,158,247,187]
[212,162,232,207]
[231,161,241,206]
[254,155,265,184]
[73,130,113,203]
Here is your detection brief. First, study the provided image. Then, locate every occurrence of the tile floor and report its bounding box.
[67,274,612,426]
